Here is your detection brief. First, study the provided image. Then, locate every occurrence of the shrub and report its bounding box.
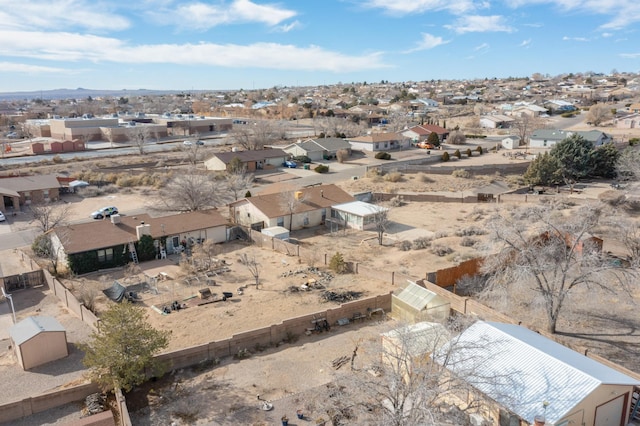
[629,138,640,146]
[314,164,329,173]
[245,190,252,198]
[460,236,478,247]
[453,149,461,159]
[598,190,626,206]
[329,252,347,274]
[466,148,472,157]
[455,225,487,236]
[374,151,392,160]
[441,151,450,162]
[397,240,412,251]
[411,237,432,250]
[384,171,403,182]
[336,149,350,163]
[476,146,483,155]
[293,155,311,163]
[419,173,434,183]
[389,195,404,207]
[431,243,454,257]
[452,169,470,178]
[52,154,64,163]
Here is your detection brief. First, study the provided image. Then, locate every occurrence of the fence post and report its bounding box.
[392,271,395,285]
[324,253,327,265]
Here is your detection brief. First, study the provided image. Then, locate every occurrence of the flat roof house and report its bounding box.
[346,132,411,152]
[204,149,289,172]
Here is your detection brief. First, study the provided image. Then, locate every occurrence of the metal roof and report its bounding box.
[331,201,388,216]
[438,321,640,424]
[9,316,65,346]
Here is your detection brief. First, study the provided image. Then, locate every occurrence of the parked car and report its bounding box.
[417,142,435,149]
[183,140,193,146]
[91,206,118,219]
[6,132,18,138]
[283,160,297,168]
[0,211,5,222]
[196,140,205,146]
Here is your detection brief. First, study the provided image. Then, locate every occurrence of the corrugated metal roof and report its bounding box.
[438,321,640,424]
[9,316,65,346]
[332,201,387,216]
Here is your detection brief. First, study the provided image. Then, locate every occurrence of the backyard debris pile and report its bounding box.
[83,393,107,416]
[332,355,350,370]
[320,290,363,303]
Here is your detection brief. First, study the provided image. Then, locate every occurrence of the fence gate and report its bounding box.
[2,270,46,292]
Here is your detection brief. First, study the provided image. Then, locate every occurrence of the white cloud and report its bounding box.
[474,43,489,52]
[620,52,640,58]
[0,61,69,74]
[154,0,297,30]
[507,0,640,30]
[0,0,129,32]
[445,15,514,34]
[601,32,614,37]
[562,36,589,41]
[403,33,450,53]
[362,0,478,15]
[0,30,389,72]
[519,39,532,47]
[274,21,302,33]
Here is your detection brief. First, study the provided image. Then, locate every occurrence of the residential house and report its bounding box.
[52,209,228,274]
[401,125,450,144]
[615,112,640,129]
[479,114,514,129]
[513,104,548,117]
[544,99,577,113]
[628,103,640,113]
[529,129,612,148]
[228,184,354,231]
[204,149,289,172]
[437,320,640,426]
[0,174,61,212]
[328,200,388,231]
[282,138,352,161]
[347,132,411,152]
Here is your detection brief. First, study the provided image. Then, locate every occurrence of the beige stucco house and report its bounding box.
[228,184,354,231]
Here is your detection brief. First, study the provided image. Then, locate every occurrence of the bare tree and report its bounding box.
[586,103,612,126]
[232,120,280,150]
[181,138,204,166]
[154,172,232,212]
[225,168,254,201]
[315,317,509,426]
[239,252,260,289]
[512,114,546,150]
[30,202,71,233]
[447,130,466,145]
[371,204,390,246]
[616,146,640,182]
[128,125,151,155]
[481,204,635,333]
[279,190,305,231]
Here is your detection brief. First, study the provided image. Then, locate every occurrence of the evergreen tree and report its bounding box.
[523,152,562,186]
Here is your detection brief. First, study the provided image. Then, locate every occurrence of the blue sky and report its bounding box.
[0,0,639,92]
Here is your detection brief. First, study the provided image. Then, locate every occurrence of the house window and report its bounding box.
[277,217,284,227]
[172,236,180,248]
[97,248,114,263]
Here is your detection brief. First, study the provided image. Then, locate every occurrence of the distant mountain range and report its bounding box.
[0,87,216,101]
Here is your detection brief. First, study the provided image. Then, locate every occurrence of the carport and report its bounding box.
[0,186,20,214]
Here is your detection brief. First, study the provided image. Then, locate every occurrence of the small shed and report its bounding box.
[9,316,68,370]
[261,226,290,240]
[501,135,521,150]
[392,281,450,323]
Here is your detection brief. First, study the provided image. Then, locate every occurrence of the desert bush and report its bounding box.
[598,190,626,206]
[78,287,100,314]
[434,230,449,239]
[397,240,412,251]
[431,243,454,257]
[441,151,450,162]
[78,187,101,198]
[476,146,483,155]
[455,275,488,296]
[452,169,471,178]
[418,173,434,183]
[336,149,350,163]
[466,148,472,157]
[448,130,466,145]
[453,149,461,159]
[412,237,432,250]
[384,171,403,182]
[389,195,404,207]
[505,175,525,186]
[460,236,478,247]
[293,155,311,163]
[455,225,486,237]
[625,199,640,212]
[374,151,391,160]
[314,164,329,173]
[52,154,64,164]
